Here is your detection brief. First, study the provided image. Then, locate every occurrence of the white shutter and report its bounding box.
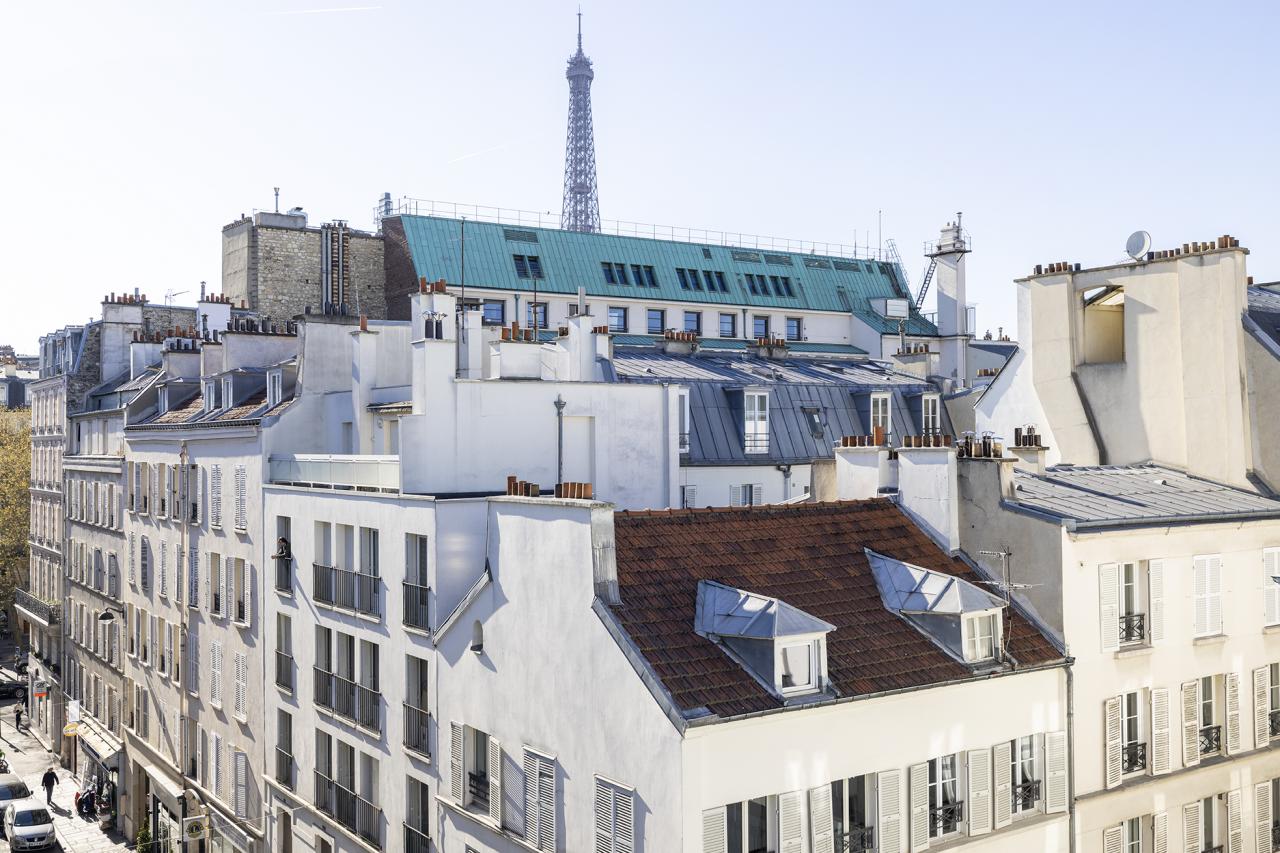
[1255,667,1271,749]
[1103,825,1124,853]
[1149,560,1165,642]
[615,785,634,853]
[729,485,743,507]
[992,740,1013,829]
[189,548,198,606]
[594,781,614,853]
[234,750,248,817]
[189,632,199,695]
[1266,549,1280,625]
[160,543,168,597]
[234,653,246,717]
[1208,555,1223,634]
[966,748,992,836]
[175,544,183,604]
[204,555,211,613]
[1256,782,1272,853]
[702,807,727,853]
[210,641,222,705]
[129,533,136,584]
[751,484,763,505]
[213,733,223,798]
[808,784,834,853]
[1226,672,1242,754]
[211,465,222,527]
[909,762,930,851]
[1228,789,1243,853]
[488,736,503,826]
[683,485,697,509]
[1183,801,1202,853]
[877,769,903,853]
[779,791,804,853]
[1105,696,1123,788]
[524,750,540,841]
[1153,811,1168,853]
[1045,731,1068,814]
[234,465,247,530]
[1182,679,1201,768]
[1099,562,1120,652]
[1152,688,1172,775]
[1194,557,1210,636]
[449,722,463,802]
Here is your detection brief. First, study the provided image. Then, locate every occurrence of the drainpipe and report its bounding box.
[775,464,792,500]
[1066,655,1077,853]
[554,395,566,486]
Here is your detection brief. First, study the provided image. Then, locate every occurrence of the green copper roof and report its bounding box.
[397,215,938,335]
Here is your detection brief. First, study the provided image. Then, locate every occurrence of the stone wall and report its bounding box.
[381,217,417,321]
[221,218,255,310]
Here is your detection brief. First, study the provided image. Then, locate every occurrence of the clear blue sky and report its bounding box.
[4,1,1277,353]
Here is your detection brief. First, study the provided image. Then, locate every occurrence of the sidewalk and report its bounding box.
[0,696,127,853]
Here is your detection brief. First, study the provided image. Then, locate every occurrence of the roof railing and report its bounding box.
[374,196,887,262]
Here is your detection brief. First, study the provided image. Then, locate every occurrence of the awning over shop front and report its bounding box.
[76,716,123,769]
[143,763,186,812]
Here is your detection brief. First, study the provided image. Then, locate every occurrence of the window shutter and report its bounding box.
[175,545,183,605]
[1103,825,1124,853]
[234,653,246,717]
[449,723,463,802]
[751,484,763,506]
[524,750,540,841]
[189,548,198,606]
[1149,559,1165,642]
[615,785,633,853]
[877,769,902,853]
[234,465,247,530]
[213,733,223,798]
[966,748,992,836]
[778,791,804,853]
[684,485,697,509]
[729,485,742,507]
[1255,667,1271,750]
[1181,679,1201,767]
[488,736,503,826]
[1226,672,1242,754]
[908,761,930,851]
[1255,782,1272,853]
[1208,555,1223,634]
[1194,557,1209,636]
[1104,696,1123,789]
[1152,811,1167,853]
[234,750,248,817]
[808,784,835,853]
[1099,562,1120,652]
[203,556,210,613]
[992,740,1013,829]
[223,564,231,620]
[594,780,615,853]
[1152,688,1172,775]
[702,807,727,853]
[211,641,222,705]
[1228,789,1243,853]
[211,465,222,527]
[248,563,256,627]
[189,632,199,695]
[1266,549,1280,625]
[1183,801,1201,853]
[1045,731,1068,814]
[129,533,136,584]
[160,544,168,597]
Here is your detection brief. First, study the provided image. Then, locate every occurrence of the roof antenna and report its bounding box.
[274,187,280,214]
[577,6,582,50]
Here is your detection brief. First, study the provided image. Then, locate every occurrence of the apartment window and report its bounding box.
[725,797,774,853]
[770,275,796,297]
[683,311,701,335]
[512,254,544,280]
[719,313,736,338]
[186,464,199,523]
[232,558,248,624]
[778,641,815,693]
[677,268,693,290]
[482,300,505,325]
[276,710,294,790]
[962,613,997,662]
[1192,555,1223,637]
[462,727,494,814]
[526,301,547,330]
[785,317,802,341]
[1270,663,1280,741]
[1123,817,1142,853]
[594,778,634,853]
[714,271,728,292]
[677,389,691,454]
[1199,796,1217,852]
[922,395,941,435]
[641,265,657,287]
[406,777,431,849]
[1121,691,1145,773]
[744,391,769,454]
[1200,675,1221,756]
[1265,548,1280,626]
[870,393,891,439]
[1010,735,1040,815]
[680,485,697,509]
[730,484,762,507]
[752,316,770,339]
[745,273,768,295]
[830,775,873,851]
[1082,284,1125,364]
[601,262,629,285]
[523,748,556,850]
[210,554,223,616]
[204,380,220,412]
[608,307,627,333]
[646,309,665,335]
[267,371,283,407]
[223,377,234,409]
[928,754,961,838]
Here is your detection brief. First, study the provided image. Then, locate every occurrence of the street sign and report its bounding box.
[66,700,81,723]
[183,815,208,841]
[33,681,47,699]
[62,722,78,737]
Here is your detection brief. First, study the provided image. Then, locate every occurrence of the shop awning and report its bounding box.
[143,763,186,811]
[76,717,123,769]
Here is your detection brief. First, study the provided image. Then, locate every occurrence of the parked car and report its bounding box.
[0,776,32,812]
[0,678,26,700]
[2,799,54,850]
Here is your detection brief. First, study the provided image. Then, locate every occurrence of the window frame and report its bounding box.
[719,313,737,338]
[785,317,802,341]
[922,394,941,435]
[927,754,962,838]
[962,611,999,663]
[870,393,892,438]
[646,309,666,336]
[481,300,506,326]
[743,391,769,455]
[752,315,770,340]
[683,311,701,335]
[607,306,627,333]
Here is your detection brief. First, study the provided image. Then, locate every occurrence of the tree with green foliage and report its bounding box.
[0,410,29,626]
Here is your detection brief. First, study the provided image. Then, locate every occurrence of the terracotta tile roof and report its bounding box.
[152,393,205,424]
[215,390,268,421]
[611,499,1062,719]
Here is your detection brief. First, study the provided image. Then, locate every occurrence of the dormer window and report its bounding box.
[204,380,220,412]
[158,387,169,414]
[779,641,815,692]
[222,377,234,410]
[267,371,283,408]
[922,394,941,435]
[744,391,769,454]
[962,611,999,662]
[870,393,891,439]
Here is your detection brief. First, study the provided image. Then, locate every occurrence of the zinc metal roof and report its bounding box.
[397,214,938,334]
[1247,285,1280,350]
[1010,463,1280,527]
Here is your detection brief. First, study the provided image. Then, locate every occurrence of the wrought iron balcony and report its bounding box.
[1121,741,1147,773]
[403,582,430,631]
[1269,709,1280,740]
[315,771,382,849]
[313,563,381,617]
[274,555,292,593]
[15,589,59,626]
[275,650,294,693]
[468,772,490,812]
[404,823,430,853]
[1199,724,1222,755]
[744,434,770,453]
[314,668,380,732]
[930,801,963,837]
[404,702,430,757]
[276,748,293,790]
[1118,613,1146,644]
[1012,780,1041,811]
[838,825,874,852]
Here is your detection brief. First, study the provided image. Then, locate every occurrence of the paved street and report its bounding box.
[0,687,127,853]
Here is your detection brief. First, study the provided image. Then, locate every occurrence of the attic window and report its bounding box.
[267,372,283,408]
[779,642,814,692]
[204,380,220,412]
[801,406,824,439]
[963,612,998,662]
[222,377,234,410]
[1082,285,1125,364]
[158,387,169,414]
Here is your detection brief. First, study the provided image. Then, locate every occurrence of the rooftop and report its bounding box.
[610,500,1061,720]
[1009,463,1280,528]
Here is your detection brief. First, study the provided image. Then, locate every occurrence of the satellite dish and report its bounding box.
[1126,230,1151,260]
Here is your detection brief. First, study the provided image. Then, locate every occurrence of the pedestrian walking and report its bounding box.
[41,767,56,805]
[13,705,21,731]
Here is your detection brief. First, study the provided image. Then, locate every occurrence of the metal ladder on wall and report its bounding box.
[914,257,939,310]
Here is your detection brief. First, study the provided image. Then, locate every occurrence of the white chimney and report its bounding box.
[834,445,897,499]
[895,445,960,552]
[931,216,970,385]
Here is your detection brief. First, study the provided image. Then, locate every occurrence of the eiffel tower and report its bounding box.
[561,12,601,233]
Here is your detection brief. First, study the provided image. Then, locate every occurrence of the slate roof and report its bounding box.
[1247,285,1280,350]
[611,348,948,466]
[394,214,938,334]
[1009,463,1280,528]
[610,500,1063,719]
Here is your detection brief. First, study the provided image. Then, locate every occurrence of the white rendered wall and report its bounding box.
[679,463,813,507]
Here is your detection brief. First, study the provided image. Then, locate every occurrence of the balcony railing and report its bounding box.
[1202,846,1224,853]
[468,772,490,812]
[274,555,292,593]
[1121,741,1147,773]
[1119,613,1146,644]
[1199,724,1222,755]
[15,589,60,626]
[1270,709,1280,740]
[404,823,430,853]
[403,582,430,631]
[315,771,382,849]
[270,454,400,494]
[314,563,381,617]
[744,434,769,453]
[314,668,380,732]
[838,826,874,853]
[1011,780,1041,812]
[1270,822,1280,852]
[275,650,294,693]
[276,748,293,790]
[404,702,430,757]
[930,801,963,837]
